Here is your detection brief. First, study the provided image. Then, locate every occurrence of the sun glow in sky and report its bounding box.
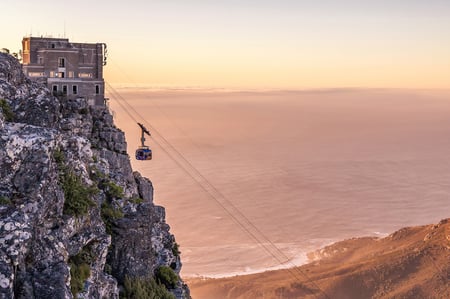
[2,0,450,89]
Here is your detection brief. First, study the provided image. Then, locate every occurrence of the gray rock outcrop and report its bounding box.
[0,53,189,299]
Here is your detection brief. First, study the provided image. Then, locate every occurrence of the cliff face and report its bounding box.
[0,53,189,299]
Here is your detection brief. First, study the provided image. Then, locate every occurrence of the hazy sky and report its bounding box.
[2,0,450,89]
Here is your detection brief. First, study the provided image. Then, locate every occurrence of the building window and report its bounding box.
[52,85,58,95]
[56,72,65,78]
[38,57,43,64]
[79,73,92,78]
[62,85,68,95]
[51,44,55,49]
[28,72,44,77]
[95,85,100,94]
[68,71,74,78]
[58,58,65,67]
[72,85,78,95]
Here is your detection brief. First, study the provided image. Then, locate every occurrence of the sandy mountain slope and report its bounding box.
[188,219,449,299]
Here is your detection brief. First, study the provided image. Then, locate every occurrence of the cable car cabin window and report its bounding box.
[135,147,152,161]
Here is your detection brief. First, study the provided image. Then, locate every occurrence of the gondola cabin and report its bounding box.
[135,122,152,161]
[136,146,152,160]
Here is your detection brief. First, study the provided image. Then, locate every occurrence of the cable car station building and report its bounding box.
[22,37,107,106]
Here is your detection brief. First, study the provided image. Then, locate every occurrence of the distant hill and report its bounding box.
[188,219,449,299]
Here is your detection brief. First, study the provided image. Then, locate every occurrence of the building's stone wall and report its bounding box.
[22,37,106,105]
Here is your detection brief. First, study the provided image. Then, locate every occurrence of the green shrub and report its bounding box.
[101,201,124,234]
[172,243,180,257]
[69,244,95,298]
[0,196,12,206]
[62,170,97,216]
[155,266,179,289]
[0,99,14,121]
[101,180,124,199]
[54,149,97,217]
[53,149,65,165]
[70,263,90,298]
[121,275,175,299]
[96,179,124,235]
[89,166,105,181]
[130,198,144,205]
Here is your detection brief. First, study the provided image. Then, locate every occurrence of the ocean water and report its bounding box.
[108,88,450,277]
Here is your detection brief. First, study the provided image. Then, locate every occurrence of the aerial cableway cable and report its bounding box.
[106,82,330,299]
[105,82,331,299]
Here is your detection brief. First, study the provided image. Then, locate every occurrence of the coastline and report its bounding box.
[182,232,388,279]
[180,239,338,279]
[187,219,450,299]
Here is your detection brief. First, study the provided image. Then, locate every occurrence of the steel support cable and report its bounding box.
[106,82,330,298]
[105,82,330,299]
[107,85,299,268]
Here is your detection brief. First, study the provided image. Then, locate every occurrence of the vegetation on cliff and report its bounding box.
[122,276,176,299]
[69,243,96,297]
[54,149,98,217]
[155,266,179,289]
[0,99,13,121]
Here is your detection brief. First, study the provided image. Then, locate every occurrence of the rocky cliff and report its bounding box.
[0,53,190,299]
